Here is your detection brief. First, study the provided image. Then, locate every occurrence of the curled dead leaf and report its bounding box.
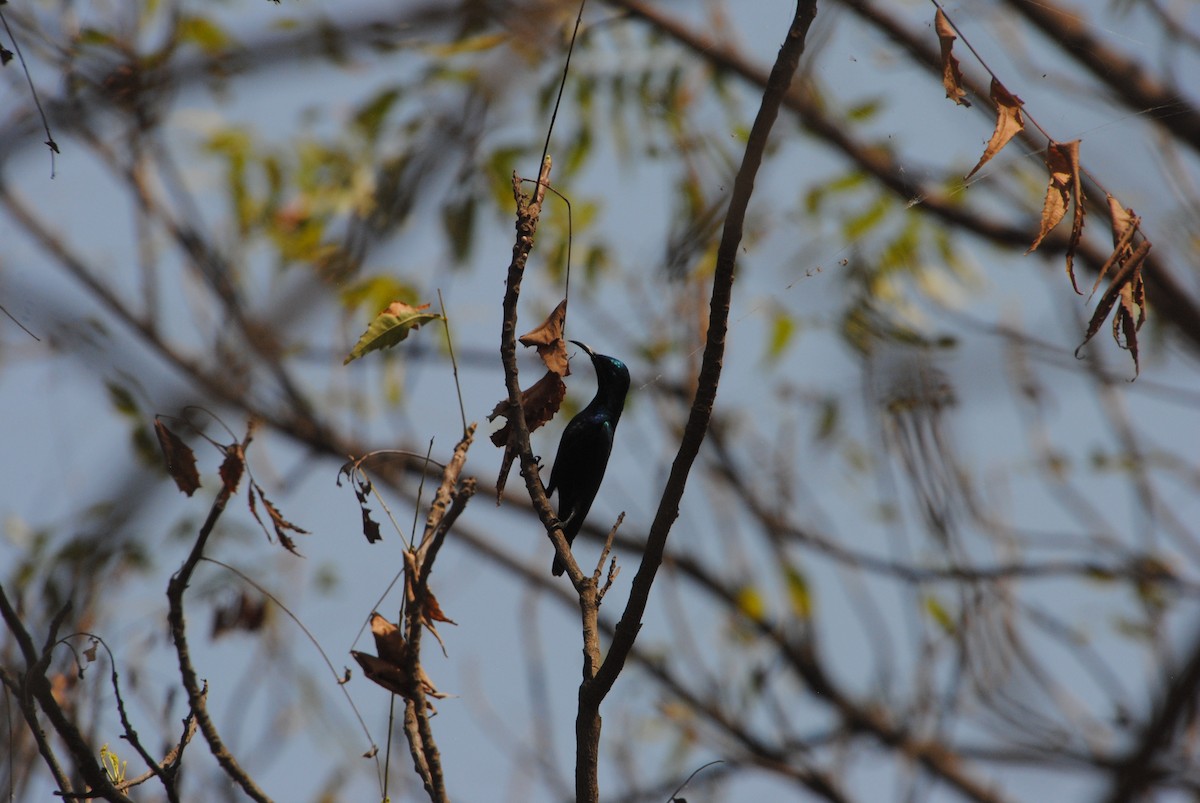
[966,79,1024,180]
[1078,239,1150,377]
[1029,140,1085,294]
[935,9,970,108]
[369,612,408,665]
[519,299,570,376]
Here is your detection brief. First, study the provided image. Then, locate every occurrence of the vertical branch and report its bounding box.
[498,159,562,543]
[165,439,274,803]
[592,0,819,698]
[400,426,477,803]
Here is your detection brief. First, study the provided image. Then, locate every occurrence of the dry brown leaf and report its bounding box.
[966,79,1024,179]
[154,419,200,497]
[519,299,570,376]
[935,9,971,107]
[248,482,309,556]
[489,370,568,499]
[352,649,448,707]
[369,612,408,666]
[1078,239,1150,376]
[423,591,457,626]
[1088,196,1140,299]
[1028,141,1085,293]
[218,444,244,494]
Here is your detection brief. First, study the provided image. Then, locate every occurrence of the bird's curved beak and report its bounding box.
[569,340,596,358]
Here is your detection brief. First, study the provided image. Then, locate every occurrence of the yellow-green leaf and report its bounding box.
[344,302,442,365]
[784,567,812,620]
[735,586,766,623]
[177,16,233,55]
[923,595,956,635]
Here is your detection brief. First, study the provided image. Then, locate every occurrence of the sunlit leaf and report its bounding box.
[344,301,442,364]
[966,79,1024,180]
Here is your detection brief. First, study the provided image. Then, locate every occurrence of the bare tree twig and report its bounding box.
[165,433,274,803]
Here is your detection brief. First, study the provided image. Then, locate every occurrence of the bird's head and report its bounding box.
[571,340,630,407]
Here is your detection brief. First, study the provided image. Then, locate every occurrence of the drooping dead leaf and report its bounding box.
[1079,238,1150,377]
[1088,196,1141,299]
[1028,140,1085,294]
[248,481,309,556]
[401,550,455,655]
[347,473,382,543]
[83,639,99,663]
[519,299,570,376]
[154,419,200,496]
[488,371,567,447]
[966,79,1024,179]
[489,370,568,499]
[935,9,970,107]
[343,301,442,365]
[423,591,457,626]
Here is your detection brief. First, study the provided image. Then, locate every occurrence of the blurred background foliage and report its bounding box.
[2,0,1200,801]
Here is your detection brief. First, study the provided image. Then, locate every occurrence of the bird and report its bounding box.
[545,341,630,576]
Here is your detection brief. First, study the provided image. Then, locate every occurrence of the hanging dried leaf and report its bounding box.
[519,299,571,375]
[1088,196,1140,299]
[935,9,970,107]
[343,301,442,365]
[1028,141,1085,295]
[248,481,309,556]
[1079,239,1150,376]
[489,370,568,500]
[423,591,457,626]
[401,551,455,655]
[349,474,383,543]
[154,419,200,496]
[966,79,1024,179]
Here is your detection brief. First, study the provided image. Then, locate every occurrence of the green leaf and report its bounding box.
[344,301,442,365]
[765,307,795,362]
[842,194,891,240]
[426,32,508,58]
[784,567,812,620]
[735,586,766,623]
[105,382,140,417]
[352,87,401,144]
[441,196,476,263]
[923,595,956,635]
[177,16,233,55]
